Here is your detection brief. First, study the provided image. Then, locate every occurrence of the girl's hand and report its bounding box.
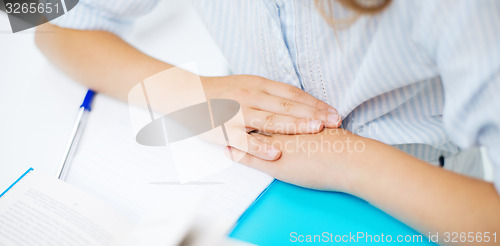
[227,129,368,192]
[202,75,341,161]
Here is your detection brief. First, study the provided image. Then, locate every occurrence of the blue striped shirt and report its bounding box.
[51,0,500,192]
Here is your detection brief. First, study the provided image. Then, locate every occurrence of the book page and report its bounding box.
[64,95,274,224]
[0,170,133,246]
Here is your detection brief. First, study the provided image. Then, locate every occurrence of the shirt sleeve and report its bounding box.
[423,1,500,192]
[50,0,158,37]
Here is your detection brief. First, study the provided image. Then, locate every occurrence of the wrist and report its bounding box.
[337,136,388,196]
[200,76,218,99]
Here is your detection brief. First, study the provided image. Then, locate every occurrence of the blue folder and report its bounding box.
[230,180,437,246]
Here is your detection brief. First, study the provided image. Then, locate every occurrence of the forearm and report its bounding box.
[35,23,172,100]
[349,139,500,245]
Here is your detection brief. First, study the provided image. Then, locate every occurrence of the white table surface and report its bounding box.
[0,0,230,191]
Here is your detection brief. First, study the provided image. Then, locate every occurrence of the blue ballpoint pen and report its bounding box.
[56,89,96,180]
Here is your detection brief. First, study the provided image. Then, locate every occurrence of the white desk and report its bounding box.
[0,0,230,191]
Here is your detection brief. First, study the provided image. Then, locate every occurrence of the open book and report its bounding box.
[0,169,254,246]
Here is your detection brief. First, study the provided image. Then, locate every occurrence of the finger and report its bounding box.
[225,146,281,176]
[249,94,341,128]
[245,109,324,134]
[249,133,287,153]
[227,131,281,161]
[249,131,273,143]
[262,81,334,111]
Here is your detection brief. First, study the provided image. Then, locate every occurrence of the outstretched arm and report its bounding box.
[230,129,500,245]
[35,24,342,160]
[36,23,172,100]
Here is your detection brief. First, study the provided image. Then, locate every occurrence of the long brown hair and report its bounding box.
[315,0,392,28]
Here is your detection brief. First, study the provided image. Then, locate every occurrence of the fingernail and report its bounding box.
[267,147,280,159]
[307,119,322,131]
[328,113,340,126]
[328,108,337,113]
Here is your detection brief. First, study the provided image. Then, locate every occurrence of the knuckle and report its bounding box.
[288,86,303,99]
[281,99,294,112]
[264,113,277,127]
